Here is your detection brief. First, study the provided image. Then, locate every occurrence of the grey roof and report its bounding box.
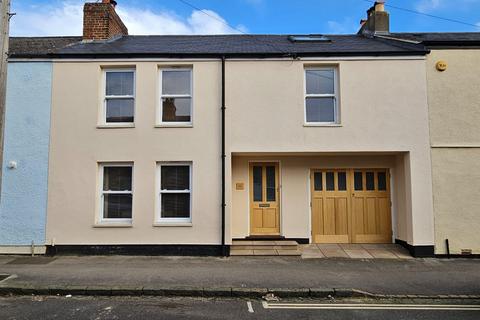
[9,36,82,58]
[389,32,480,46]
[9,34,427,58]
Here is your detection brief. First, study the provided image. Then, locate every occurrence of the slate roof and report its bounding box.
[9,34,428,59]
[389,32,480,47]
[8,32,480,59]
[9,36,82,58]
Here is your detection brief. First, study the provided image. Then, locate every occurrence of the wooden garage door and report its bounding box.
[351,170,392,243]
[311,169,392,244]
[311,170,350,243]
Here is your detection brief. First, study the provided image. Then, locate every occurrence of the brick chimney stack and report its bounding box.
[83,0,128,41]
[358,1,390,35]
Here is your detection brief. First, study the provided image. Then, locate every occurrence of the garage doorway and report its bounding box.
[310,169,392,244]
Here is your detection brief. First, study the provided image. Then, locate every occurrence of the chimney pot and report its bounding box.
[102,0,117,7]
[375,1,385,12]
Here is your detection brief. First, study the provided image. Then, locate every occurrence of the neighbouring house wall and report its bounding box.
[426,49,480,254]
[232,154,405,240]
[47,61,222,245]
[0,62,52,246]
[226,58,434,246]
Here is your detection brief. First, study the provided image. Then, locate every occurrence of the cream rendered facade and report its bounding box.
[47,61,223,245]
[426,49,480,255]
[46,56,435,252]
[227,58,434,249]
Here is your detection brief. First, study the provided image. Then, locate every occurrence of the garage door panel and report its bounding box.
[365,197,377,234]
[335,197,348,235]
[312,198,324,236]
[324,197,336,235]
[377,197,391,235]
[352,197,365,235]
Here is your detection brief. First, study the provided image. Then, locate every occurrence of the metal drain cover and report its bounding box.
[6,257,56,265]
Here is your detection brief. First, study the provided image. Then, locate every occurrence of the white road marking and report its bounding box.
[262,302,480,311]
[247,301,254,313]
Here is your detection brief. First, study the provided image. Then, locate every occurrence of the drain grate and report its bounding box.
[0,274,10,282]
[6,257,56,265]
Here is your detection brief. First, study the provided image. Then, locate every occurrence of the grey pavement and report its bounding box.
[0,255,479,296]
[1,296,480,320]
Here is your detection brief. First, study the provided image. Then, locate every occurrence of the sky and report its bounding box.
[9,0,480,36]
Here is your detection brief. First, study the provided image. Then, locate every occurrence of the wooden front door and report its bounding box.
[249,163,280,235]
[311,169,392,244]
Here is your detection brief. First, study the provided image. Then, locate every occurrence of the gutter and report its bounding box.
[8,50,430,60]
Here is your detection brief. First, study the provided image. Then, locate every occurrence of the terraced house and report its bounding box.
[0,0,478,257]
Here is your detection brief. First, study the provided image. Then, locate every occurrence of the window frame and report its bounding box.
[157,68,193,127]
[101,68,136,127]
[98,162,134,225]
[155,162,193,224]
[304,67,339,125]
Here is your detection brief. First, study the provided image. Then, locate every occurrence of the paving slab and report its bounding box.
[276,249,301,256]
[368,249,398,259]
[317,244,342,250]
[321,248,349,258]
[344,249,374,259]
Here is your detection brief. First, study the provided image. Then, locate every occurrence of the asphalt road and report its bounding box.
[0,296,479,320]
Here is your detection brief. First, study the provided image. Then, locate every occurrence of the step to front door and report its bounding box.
[230,240,301,256]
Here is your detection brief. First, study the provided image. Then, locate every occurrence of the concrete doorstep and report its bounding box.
[1,284,480,300]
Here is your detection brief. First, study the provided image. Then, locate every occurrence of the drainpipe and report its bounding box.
[221,56,227,256]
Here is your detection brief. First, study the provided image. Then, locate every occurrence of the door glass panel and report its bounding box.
[378,172,387,191]
[338,172,347,191]
[314,172,322,191]
[366,172,375,190]
[266,166,276,202]
[326,172,335,191]
[253,166,263,202]
[354,172,363,191]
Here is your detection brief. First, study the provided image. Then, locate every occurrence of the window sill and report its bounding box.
[303,123,342,127]
[155,124,193,128]
[97,124,135,129]
[93,223,133,228]
[153,222,193,227]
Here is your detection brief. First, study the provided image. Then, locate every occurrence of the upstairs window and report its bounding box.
[103,69,135,124]
[305,68,339,124]
[159,69,192,125]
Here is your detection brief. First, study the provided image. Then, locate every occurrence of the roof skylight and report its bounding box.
[288,35,331,43]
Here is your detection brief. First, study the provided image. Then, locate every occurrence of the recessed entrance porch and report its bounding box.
[231,152,413,248]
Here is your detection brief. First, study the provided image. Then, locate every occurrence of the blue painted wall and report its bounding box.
[0,62,52,245]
